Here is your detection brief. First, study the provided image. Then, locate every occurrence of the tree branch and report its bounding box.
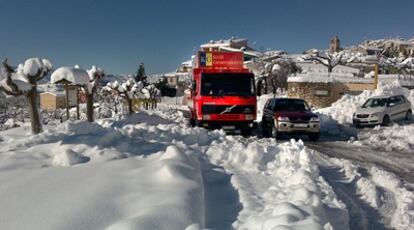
[1,58,24,95]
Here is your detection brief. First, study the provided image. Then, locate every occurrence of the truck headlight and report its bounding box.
[277,116,290,121]
[370,113,379,118]
[245,114,254,120]
[202,115,211,120]
[310,117,320,122]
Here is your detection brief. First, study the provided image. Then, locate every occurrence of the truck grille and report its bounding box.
[202,105,255,114]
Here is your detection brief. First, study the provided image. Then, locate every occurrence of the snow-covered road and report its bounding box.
[306,139,414,184]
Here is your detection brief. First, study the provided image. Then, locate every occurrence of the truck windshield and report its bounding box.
[362,98,388,108]
[201,73,255,96]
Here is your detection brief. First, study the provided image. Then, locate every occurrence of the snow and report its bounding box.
[0,58,52,93]
[0,78,32,92]
[22,58,52,76]
[321,157,414,230]
[87,65,104,81]
[51,67,91,85]
[0,111,213,230]
[353,123,414,152]
[1,92,414,230]
[288,73,337,83]
[206,138,348,230]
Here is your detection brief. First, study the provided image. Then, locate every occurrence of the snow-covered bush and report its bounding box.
[104,79,144,115]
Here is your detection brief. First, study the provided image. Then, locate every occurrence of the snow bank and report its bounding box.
[206,138,347,230]
[0,106,222,230]
[52,147,90,167]
[353,123,414,152]
[106,145,205,230]
[329,158,414,230]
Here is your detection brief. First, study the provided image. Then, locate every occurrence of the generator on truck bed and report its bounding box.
[188,51,257,135]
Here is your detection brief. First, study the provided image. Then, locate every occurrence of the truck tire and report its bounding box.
[308,133,320,141]
[190,118,195,127]
[241,128,252,137]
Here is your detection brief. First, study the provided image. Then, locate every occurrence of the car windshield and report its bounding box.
[274,99,310,111]
[362,98,388,108]
[201,73,255,96]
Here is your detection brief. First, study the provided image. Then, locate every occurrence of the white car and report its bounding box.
[353,94,412,127]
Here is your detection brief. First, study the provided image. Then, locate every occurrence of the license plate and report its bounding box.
[293,123,308,128]
[222,125,235,130]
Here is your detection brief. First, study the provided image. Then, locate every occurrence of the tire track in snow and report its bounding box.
[318,164,392,230]
[201,160,242,230]
[306,141,414,184]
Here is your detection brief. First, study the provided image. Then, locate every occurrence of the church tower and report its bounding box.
[330,35,341,53]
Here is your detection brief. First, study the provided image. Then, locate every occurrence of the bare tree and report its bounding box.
[83,66,104,122]
[0,58,52,134]
[301,50,345,74]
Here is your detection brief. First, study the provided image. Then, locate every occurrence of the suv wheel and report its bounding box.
[261,120,271,137]
[271,124,282,140]
[382,115,390,126]
[406,110,412,120]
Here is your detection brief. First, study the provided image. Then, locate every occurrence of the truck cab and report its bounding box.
[189,51,257,135]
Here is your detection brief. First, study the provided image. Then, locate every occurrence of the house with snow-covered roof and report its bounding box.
[200,37,261,60]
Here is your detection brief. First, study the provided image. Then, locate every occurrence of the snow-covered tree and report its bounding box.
[258,58,301,94]
[104,79,144,115]
[301,50,346,74]
[141,84,161,109]
[0,58,52,134]
[379,55,414,80]
[84,66,104,122]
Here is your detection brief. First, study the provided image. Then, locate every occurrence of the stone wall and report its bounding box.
[288,81,374,108]
[287,82,339,108]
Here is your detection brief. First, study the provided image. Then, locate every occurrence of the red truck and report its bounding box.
[188,51,257,135]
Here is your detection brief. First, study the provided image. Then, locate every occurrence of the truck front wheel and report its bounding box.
[308,133,320,141]
[241,128,252,136]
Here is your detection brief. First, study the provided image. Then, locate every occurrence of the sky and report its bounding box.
[0,0,413,75]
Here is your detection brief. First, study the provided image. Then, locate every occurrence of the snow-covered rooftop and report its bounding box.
[51,67,90,85]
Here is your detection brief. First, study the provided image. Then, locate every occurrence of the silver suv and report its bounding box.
[353,95,412,127]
